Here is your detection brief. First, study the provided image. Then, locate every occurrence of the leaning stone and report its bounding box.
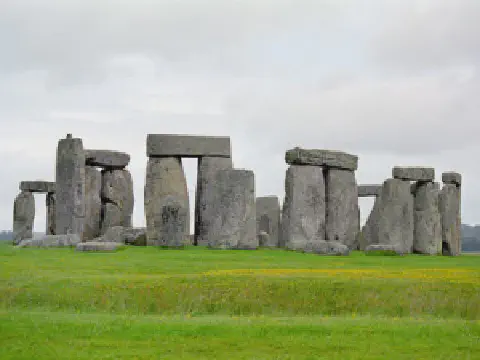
[17,234,81,248]
[439,184,461,256]
[413,182,442,255]
[144,157,190,245]
[303,240,350,256]
[13,191,35,245]
[55,135,86,236]
[256,196,281,248]
[392,167,435,182]
[46,192,56,235]
[281,165,326,250]
[285,147,358,171]
[326,169,359,249]
[76,242,123,252]
[442,172,461,186]
[83,166,102,241]
[101,169,134,232]
[147,134,231,158]
[84,149,130,169]
[206,169,256,249]
[194,157,233,246]
[361,178,414,253]
[365,244,406,256]
[358,185,381,197]
[20,181,55,193]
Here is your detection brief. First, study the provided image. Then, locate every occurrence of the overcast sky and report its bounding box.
[1,0,479,232]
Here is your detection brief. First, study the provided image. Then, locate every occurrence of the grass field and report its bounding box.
[1,244,479,359]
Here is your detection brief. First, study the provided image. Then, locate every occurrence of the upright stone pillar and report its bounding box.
[206,169,256,249]
[55,134,85,236]
[144,157,190,246]
[439,172,462,256]
[84,166,102,240]
[194,156,232,245]
[256,196,281,248]
[101,169,134,233]
[413,182,442,255]
[46,192,56,235]
[13,191,35,245]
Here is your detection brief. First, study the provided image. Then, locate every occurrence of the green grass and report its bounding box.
[1,244,479,359]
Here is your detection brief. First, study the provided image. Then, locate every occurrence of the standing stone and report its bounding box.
[46,192,56,235]
[206,169,256,249]
[194,156,233,245]
[361,178,414,253]
[83,167,102,240]
[101,169,134,233]
[413,182,442,255]
[439,183,461,256]
[154,195,188,247]
[256,196,281,248]
[144,157,190,246]
[281,165,326,250]
[13,191,35,245]
[326,169,359,249]
[55,135,85,236]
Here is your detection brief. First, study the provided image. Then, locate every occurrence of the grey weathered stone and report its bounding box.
[439,184,461,256]
[392,167,435,182]
[442,172,462,186]
[147,134,231,158]
[83,166,102,241]
[285,147,358,171]
[281,165,326,250]
[76,241,123,252]
[194,156,233,246]
[13,191,35,245]
[358,185,381,197]
[206,169,256,249]
[101,169,134,233]
[258,231,270,247]
[154,195,188,247]
[413,182,442,255]
[144,157,190,245]
[84,149,130,169]
[96,226,146,245]
[20,181,55,193]
[303,240,350,256]
[364,244,406,255]
[256,196,281,248]
[55,135,86,236]
[326,169,359,249]
[361,178,414,253]
[46,192,56,235]
[17,234,81,248]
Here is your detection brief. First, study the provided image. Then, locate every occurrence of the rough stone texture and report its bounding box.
[392,167,435,182]
[439,184,461,256]
[285,147,358,171]
[442,172,462,186]
[84,149,130,169]
[256,196,281,248]
[46,192,56,235]
[83,167,102,241]
[96,226,146,245]
[303,240,350,256]
[361,178,414,253]
[153,195,188,247]
[194,156,233,246]
[358,185,381,197]
[258,231,270,247]
[326,169,359,249]
[20,181,55,193]
[413,182,442,255]
[281,165,326,250]
[17,234,81,248]
[206,169,256,249]
[101,169,134,233]
[364,244,406,255]
[13,191,35,245]
[147,134,231,158]
[144,157,190,245]
[55,136,86,236]
[76,241,123,252]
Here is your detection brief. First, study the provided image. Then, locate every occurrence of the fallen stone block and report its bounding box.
[303,240,350,256]
[392,167,435,182]
[76,241,123,252]
[364,244,406,255]
[85,149,130,169]
[285,147,358,171]
[442,172,461,186]
[20,181,55,193]
[147,134,231,158]
[358,185,381,197]
[16,234,81,248]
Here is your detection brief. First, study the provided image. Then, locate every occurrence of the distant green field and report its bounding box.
[1,244,479,359]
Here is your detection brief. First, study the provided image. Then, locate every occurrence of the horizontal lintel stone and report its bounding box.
[84,149,130,169]
[442,172,461,186]
[147,134,231,158]
[392,166,435,182]
[20,181,55,193]
[358,185,381,197]
[285,147,358,170]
